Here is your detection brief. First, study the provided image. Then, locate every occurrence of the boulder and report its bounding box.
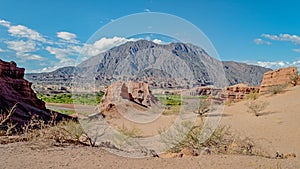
[0,59,72,128]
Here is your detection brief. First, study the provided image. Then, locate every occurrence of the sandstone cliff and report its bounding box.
[0,59,71,127]
[260,67,299,94]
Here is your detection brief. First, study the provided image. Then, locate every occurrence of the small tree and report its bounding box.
[246,101,269,116]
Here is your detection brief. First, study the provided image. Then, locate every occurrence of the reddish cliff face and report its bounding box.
[0,59,71,127]
[260,67,299,94]
[221,84,260,102]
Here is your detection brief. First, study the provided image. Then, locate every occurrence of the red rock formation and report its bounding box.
[0,59,71,127]
[260,67,298,94]
[221,83,260,102]
[99,81,159,118]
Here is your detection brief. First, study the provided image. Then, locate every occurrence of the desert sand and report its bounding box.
[1,86,300,169]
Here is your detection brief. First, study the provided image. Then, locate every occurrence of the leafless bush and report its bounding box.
[159,120,270,157]
[0,106,92,146]
[196,99,210,116]
[246,101,269,116]
[268,84,287,95]
[0,104,18,136]
[289,72,299,86]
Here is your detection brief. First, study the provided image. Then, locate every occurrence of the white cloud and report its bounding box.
[144,8,151,12]
[5,40,46,61]
[0,47,7,52]
[81,36,138,56]
[0,19,11,27]
[254,38,271,45]
[256,61,288,69]
[8,25,47,42]
[57,31,79,44]
[21,53,44,61]
[262,33,300,45]
[152,39,164,44]
[46,45,80,60]
[6,40,37,53]
[292,49,300,53]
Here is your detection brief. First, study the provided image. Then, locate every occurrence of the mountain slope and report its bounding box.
[26,40,271,88]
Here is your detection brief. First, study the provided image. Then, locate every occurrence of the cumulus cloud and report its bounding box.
[0,19,11,27]
[57,31,79,44]
[46,45,80,60]
[256,61,288,68]
[254,38,271,45]
[262,33,300,45]
[20,53,44,61]
[0,19,49,43]
[81,36,138,56]
[6,40,37,53]
[152,39,164,44]
[9,25,47,42]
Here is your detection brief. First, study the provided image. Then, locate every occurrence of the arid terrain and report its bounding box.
[1,85,300,169]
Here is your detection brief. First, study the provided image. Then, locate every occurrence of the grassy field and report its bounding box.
[154,94,207,106]
[37,92,104,106]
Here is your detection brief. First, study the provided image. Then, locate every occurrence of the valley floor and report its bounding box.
[1,86,300,169]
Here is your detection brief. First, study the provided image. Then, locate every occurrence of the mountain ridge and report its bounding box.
[26,40,271,89]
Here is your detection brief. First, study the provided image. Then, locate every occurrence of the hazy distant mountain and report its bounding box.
[26,40,271,89]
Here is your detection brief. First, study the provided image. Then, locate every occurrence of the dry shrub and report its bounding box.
[246,101,269,116]
[0,110,88,146]
[268,84,287,95]
[246,91,260,100]
[289,72,299,86]
[159,120,269,157]
[0,104,18,136]
[196,99,211,116]
[117,124,142,138]
[18,116,85,146]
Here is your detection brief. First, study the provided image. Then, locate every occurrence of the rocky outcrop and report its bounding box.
[260,67,299,94]
[0,59,71,127]
[220,84,260,102]
[99,81,159,118]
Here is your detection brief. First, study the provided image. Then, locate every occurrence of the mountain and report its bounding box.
[26,40,271,91]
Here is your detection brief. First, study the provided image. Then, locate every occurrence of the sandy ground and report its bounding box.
[1,86,300,169]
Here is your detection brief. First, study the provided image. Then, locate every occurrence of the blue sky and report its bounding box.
[1,0,300,72]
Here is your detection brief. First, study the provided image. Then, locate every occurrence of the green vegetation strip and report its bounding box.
[37,92,104,106]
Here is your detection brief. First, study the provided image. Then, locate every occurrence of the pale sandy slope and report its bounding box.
[1,86,300,169]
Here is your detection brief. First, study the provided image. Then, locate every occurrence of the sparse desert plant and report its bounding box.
[118,124,142,138]
[289,72,299,86]
[0,104,18,136]
[246,91,260,100]
[159,120,267,157]
[246,100,269,116]
[224,100,232,106]
[268,84,287,95]
[196,99,210,116]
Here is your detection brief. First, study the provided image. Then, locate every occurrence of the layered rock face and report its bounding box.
[0,59,71,127]
[260,67,298,94]
[221,84,260,102]
[99,81,159,118]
